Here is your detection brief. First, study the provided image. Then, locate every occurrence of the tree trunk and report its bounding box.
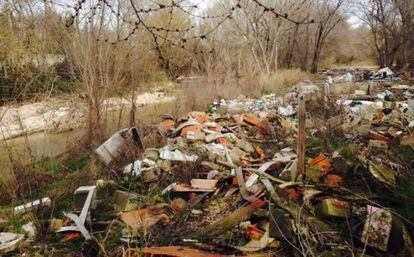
[287,24,299,69]
[87,97,102,147]
[311,24,324,73]
[301,23,310,71]
[311,45,322,73]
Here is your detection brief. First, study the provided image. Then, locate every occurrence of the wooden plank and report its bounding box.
[297,93,306,177]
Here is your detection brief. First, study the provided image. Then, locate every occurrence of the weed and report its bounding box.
[65,154,90,172]
[94,184,117,221]
[327,138,346,150]
[397,146,414,166]
[52,197,73,219]
[9,218,25,233]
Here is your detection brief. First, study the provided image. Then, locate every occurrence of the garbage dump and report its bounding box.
[0,69,413,256]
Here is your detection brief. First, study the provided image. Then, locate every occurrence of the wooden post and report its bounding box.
[297,93,306,177]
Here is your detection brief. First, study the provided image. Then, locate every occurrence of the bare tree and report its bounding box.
[393,0,414,68]
[310,0,345,73]
[360,0,414,68]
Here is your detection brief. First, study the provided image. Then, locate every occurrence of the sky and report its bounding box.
[348,16,364,28]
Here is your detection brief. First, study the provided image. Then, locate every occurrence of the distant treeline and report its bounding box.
[0,0,412,103]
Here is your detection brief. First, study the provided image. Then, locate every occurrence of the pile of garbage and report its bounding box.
[1,71,414,256]
[323,66,413,83]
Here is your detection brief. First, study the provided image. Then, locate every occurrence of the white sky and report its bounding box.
[348,16,363,28]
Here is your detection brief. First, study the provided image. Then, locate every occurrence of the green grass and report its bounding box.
[397,146,414,165]
[36,159,62,179]
[33,154,89,177]
[9,218,25,233]
[327,138,347,150]
[94,184,117,221]
[51,197,73,219]
[65,154,90,171]
[16,153,94,218]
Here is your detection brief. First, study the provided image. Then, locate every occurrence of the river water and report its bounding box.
[0,100,180,171]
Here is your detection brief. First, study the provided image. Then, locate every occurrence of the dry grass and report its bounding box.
[172,69,313,114]
[329,61,378,70]
[259,69,314,95]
